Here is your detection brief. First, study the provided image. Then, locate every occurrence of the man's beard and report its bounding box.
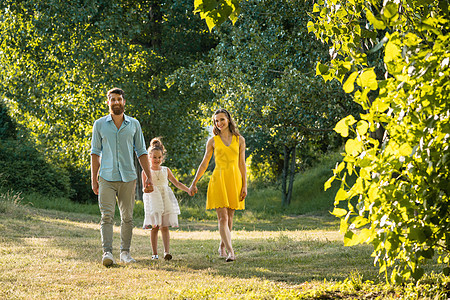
[112,104,124,115]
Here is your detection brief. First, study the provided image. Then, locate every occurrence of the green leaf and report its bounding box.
[384,41,401,62]
[365,9,386,30]
[408,227,426,243]
[399,143,412,156]
[344,230,360,246]
[343,71,358,93]
[382,2,398,20]
[324,175,336,191]
[372,99,390,112]
[336,161,345,173]
[358,228,372,243]
[334,115,356,137]
[316,62,329,76]
[356,120,369,135]
[313,3,321,13]
[352,216,370,229]
[358,69,378,90]
[411,268,424,281]
[420,248,434,259]
[331,207,347,217]
[345,138,363,156]
[335,188,348,202]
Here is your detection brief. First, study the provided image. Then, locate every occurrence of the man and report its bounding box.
[91,87,153,266]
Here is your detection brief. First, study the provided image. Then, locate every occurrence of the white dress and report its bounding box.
[143,166,181,229]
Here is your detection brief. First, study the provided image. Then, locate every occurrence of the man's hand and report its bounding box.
[143,186,153,193]
[144,177,154,193]
[92,179,99,195]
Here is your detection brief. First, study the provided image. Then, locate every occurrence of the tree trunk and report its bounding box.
[281,145,290,206]
[286,146,296,206]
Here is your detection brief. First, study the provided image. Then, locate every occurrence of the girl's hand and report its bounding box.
[143,186,153,193]
[189,185,198,196]
[240,187,247,201]
[144,177,154,193]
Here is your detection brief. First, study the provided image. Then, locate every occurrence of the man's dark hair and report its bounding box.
[107,87,125,98]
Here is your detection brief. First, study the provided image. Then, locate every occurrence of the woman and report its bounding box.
[189,109,247,262]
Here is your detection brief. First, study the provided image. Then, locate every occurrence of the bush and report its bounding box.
[0,102,16,139]
[0,139,72,197]
[65,165,96,204]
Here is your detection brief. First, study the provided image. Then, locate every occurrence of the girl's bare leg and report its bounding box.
[160,226,170,254]
[151,226,159,255]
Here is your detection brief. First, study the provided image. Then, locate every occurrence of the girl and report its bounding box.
[189,109,247,262]
[142,137,190,260]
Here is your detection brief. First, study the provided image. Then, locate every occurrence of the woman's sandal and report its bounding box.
[218,247,227,258]
[163,253,172,261]
[151,254,159,260]
[226,253,235,262]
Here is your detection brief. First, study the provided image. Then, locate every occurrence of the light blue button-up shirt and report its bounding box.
[91,114,148,182]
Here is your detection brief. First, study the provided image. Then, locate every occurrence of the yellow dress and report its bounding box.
[206,135,245,210]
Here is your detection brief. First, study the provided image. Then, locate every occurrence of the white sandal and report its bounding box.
[218,247,227,258]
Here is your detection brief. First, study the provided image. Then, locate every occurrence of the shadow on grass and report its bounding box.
[160,237,379,284]
[1,204,376,285]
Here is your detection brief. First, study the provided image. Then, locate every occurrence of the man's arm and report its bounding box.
[138,154,153,192]
[91,154,101,195]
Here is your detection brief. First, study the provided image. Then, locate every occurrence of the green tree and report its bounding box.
[188,0,358,205]
[0,102,16,140]
[0,0,216,201]
[309,0,450,282]
[194,0,240,31]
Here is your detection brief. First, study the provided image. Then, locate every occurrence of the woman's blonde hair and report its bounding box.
[148,137,166,157]
[212,108,240,136]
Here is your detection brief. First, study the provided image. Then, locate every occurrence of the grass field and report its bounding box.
[1,192,449,299]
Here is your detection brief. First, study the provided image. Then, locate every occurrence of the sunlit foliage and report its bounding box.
[309,0,450,282]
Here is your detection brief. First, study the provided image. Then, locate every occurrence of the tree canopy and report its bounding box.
[309,0,450,283]
[194,0,450,283]
[186,0,359,205]
[0,0,216,201]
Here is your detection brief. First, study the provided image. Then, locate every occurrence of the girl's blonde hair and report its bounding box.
[212,108,240,136]
[148,137,166,157]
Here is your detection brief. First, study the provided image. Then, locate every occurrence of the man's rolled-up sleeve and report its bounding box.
[91,120,102,156]
[133,120,148,157]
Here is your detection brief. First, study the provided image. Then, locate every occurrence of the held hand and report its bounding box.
[189,185,198,196]
[240,187,247,201]
[143,186,153,193]
[145,177,154,193]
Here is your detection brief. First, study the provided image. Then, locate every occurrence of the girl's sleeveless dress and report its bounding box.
[143,166,180,228]
[207,135,245,210]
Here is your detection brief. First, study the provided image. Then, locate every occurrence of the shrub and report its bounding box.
[0,139,72,197]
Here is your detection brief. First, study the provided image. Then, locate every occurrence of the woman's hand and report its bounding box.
[240,186,247,201]
[189,185,198,196]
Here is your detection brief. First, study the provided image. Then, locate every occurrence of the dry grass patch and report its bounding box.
[1,198,448,299]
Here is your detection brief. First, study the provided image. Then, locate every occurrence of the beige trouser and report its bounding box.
[98,177,136,254]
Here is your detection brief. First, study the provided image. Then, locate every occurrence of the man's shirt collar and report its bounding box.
[106,114,131,124]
